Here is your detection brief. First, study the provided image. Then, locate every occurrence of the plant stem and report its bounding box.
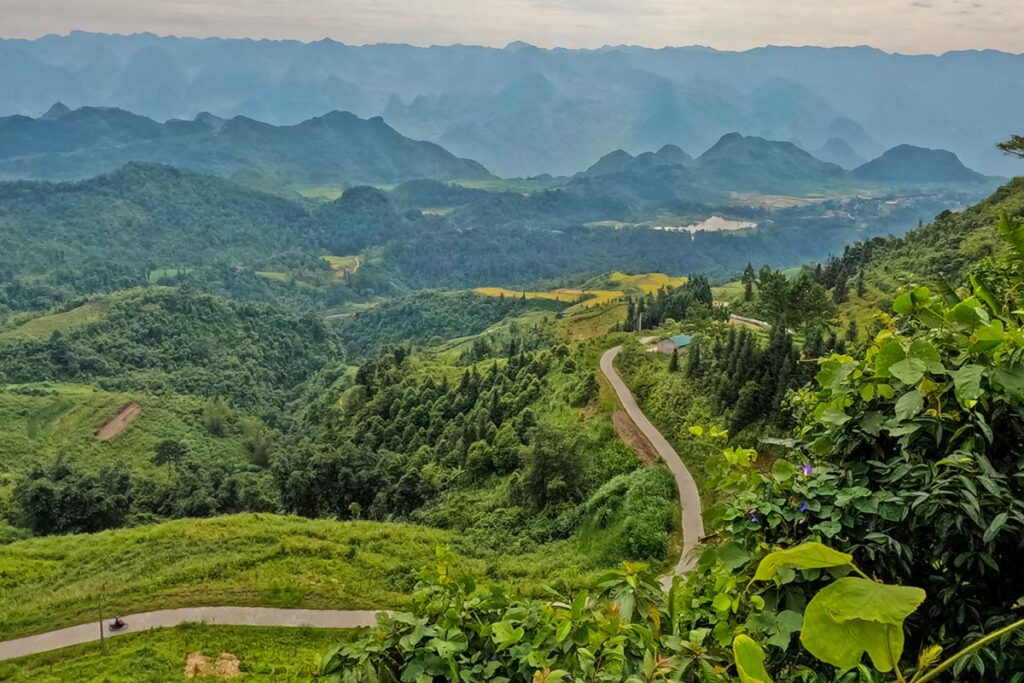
[915,617,1024,683]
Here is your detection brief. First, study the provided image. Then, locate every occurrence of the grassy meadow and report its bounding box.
[0,383,248,474]
[0,513,623,640]
[0,623,356,682]
[0,301,112,343]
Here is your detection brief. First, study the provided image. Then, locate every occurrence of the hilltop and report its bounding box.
[853,144,993,184]
[691,132,847,192]
[0,105,493,186]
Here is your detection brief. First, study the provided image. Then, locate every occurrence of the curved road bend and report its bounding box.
[1,345,701,661]
[600,345,705,578]
[0,607,378,661]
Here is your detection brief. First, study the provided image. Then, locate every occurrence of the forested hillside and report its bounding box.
[822,177,1024,302]
[1,162,979,315]
[0,288,339,415]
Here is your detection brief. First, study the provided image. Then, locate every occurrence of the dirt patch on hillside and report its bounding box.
[185,652,241,679]
[95,403,142,440]
[613,411,659,466]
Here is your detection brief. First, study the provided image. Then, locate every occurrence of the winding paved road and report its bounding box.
[1,345,702,661]
[600,345,705,578]
[0,607,378,661]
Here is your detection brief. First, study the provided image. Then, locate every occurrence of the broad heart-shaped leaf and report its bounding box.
[909,339,945,373]
[800,577,926,672]
[874,341,906,378]
[950,364,985,407]
[733,635,774,683]
[889,358,927,385]
[753,543,853,582]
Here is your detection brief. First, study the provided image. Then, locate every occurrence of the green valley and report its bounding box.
[0,30,1023,682]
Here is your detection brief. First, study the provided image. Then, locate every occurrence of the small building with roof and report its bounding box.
[656,333,693,354]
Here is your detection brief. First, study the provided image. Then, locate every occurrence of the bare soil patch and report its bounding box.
[185,651,241,679]
[613,410,659,466]
[95,403,142,440]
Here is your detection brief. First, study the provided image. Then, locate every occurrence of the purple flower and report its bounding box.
[799,501,810,513]
[749,510,761,524]
[802,464,813,477]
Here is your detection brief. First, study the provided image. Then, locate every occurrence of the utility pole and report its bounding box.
[98,589,105,648]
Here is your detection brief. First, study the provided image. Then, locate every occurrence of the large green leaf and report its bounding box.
[491,620,525,651]
[733,635,774,683]
[800,577,926,672]
[950,365,985,408]
[970,319,1005,353]
[889,358,927,385]
[894,390,924,421]
[874,341,906,378]
[753,543,852,582]
[909,339,945,373]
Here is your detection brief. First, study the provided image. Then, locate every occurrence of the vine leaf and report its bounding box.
[752,543,853,582]
[800,577,925,672]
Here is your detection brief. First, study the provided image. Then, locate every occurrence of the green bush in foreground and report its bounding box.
[315,547,1023,683]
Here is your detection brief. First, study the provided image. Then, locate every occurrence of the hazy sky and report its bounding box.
[2,0,1021,53]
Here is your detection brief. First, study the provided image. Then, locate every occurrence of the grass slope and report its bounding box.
[0,513,618,641]
[0,383,247,474]
[0,623,354,682]
[0,301,111,342]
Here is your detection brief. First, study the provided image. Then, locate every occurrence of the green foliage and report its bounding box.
[0,287,339,416]
[799,578,925,672]
[998,134,1024,159]
[335,290,567,357]
[11,457,133,535]
[624,276,714,331]
[755,267,835,331]
[315,560,726,683]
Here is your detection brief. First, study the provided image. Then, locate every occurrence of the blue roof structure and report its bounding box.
[670,334,692,347]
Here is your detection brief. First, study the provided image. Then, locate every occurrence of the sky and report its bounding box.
[1,0,1021,54]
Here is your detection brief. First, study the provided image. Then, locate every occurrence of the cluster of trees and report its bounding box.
[269,345,658,556]
[753,266,835,330]
[335,291,566,357]
[275,349,551,520]
[10,452,278,536]
[0,288,339,417]
[623,276,715,331]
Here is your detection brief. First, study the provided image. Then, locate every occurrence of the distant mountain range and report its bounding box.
[572,134,996,203]
[0,32,1021,178]
[0,100,997,207]
[0,104,492,185]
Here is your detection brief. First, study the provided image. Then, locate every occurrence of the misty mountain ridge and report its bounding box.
[2,32,1021,177]
[852,144,990,184]
[0,104,493,185]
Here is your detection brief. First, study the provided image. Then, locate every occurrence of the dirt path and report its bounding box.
[600,346,705,580]
[96,403,141,440]
[0,607,378,661]
[612,411,659,465]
